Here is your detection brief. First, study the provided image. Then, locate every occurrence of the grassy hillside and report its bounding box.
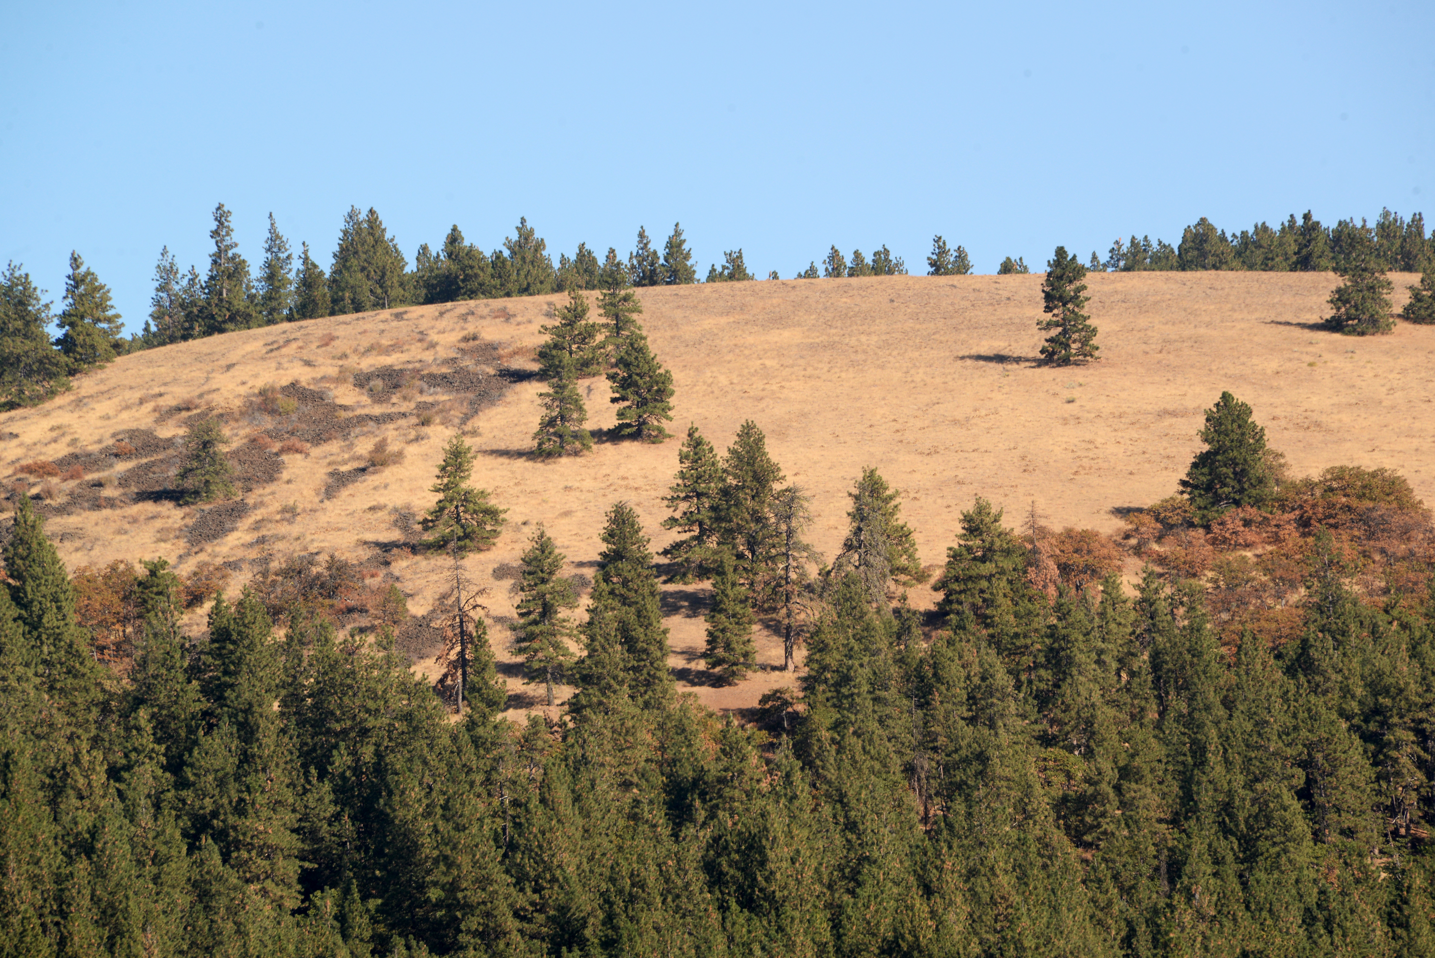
[2,271,1430,715]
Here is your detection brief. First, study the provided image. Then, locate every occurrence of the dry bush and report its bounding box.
[365,437,404,469]
[256,383,299,416]
[182,561,231,609]
[1146,495,1195,531]
[317,332,337,348]
[38,479,59,501]
[72,560,141,667]
[113,441,137,457]
[1153,528,1216,580]
[18,460,60,478]
[1119,511,1162,556]
[278,438,310,455]
[497,344,536,363]
[250,552,366,626]
[248,433,277,451]
[1043,527,1124,592]
[60,464,84,482]
[1207,506,1271,550]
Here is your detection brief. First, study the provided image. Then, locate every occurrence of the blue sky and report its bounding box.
[3,0,1432,336]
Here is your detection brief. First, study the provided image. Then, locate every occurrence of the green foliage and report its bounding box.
[493,216,556,297]
[54,251,123,369]
[329,205,408,314]
[932,496,1037,638]
[822,246,847,278]
[1400,265,1435,324]
[830,467,923,605]
[706,248,752,282]
[597,247,643,352]
[846,248,871,277]
[1324,248,1395,335]
[145,245,192,344]
[660,222,697,286]
[718,420,786,605]
[1179,391,1276,523]
[419,435,505,555]
[628,226,663,288]
[532,359,593,458]
[514,527,578,705]
[1038,245,1098,365]
[176,419,236,505]
[556,241,601,292]
[997,255,1029,274]
[661,424,725,582]
[1294,210,1331,271]
[1177,216,1239,270]
[607,330,674,442]
[256,212,294,325]
[199,202,259,335]
[798,261,820,279]
[704,551,755,684]
[537,288,604,379]
[290,241,331,321]
[1,262,69,409]
[929,236,972,275]
[869,244,906,275]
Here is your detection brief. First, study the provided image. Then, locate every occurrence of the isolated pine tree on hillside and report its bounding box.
[1038,246,1098,366]
[719,420,786,604]
[532,358,593,458]
[54,251,123,369]
[146,246,189,344]
[537,289,604,379]
[1325,242,1395,335]
[823,246,847,278]
[176,419,236,505]
[608,331,674,442]
[1178,391,1276,524]
[661,425,725,581]
[420,436,505,555]
[998,256,1029,275]
[928,237,953,275]
[200,202,258,335]
[1400,266,1435,324]
[629,226,663,288]
[292,242,331,321]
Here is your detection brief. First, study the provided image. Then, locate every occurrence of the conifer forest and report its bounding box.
[3,205,1435,957]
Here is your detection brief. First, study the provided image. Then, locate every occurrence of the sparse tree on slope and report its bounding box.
[772,485,820,671]
[533,358,593,458]
[719,420,786,604]
[514,527,578,706]
[831,468,925,606]
[199,202,258,335]
[146,246,189,345]
[420,435,505,555]
[1324,244,1394,336]
[257,213,294,325]
[629,226,663,288]
[823,246,847,278]
[1038,246,1098,366]
[538,289,604,379]
[608,330,674,442]
[1,263,68,409]
[291,242,331,321]
[661,425,725,582]
[998,256,1029,275]
[598,248,644,359]
[1400,265,1435,325]
[330,206,408,313]
[176,419,236,505]
[1178,391,1275,524]
[54,251,123,370]
[661,222,697,286]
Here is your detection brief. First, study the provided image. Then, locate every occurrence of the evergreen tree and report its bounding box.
[998,255,1030,274]
[846,249,872,278]
[719,420,786,604]
[585,502,673,710]
[1324,249,1395,335]
[798,261,820,279]
[823,246,847,278]
[1400,264,1435,324]
[176,418,236,505]
[607,330,674,442]
[1,262,68,409]
[330,206,408,313]
[1178,391,1275,523]
[1294,210,1331,271]
[1038,245,1099,365]
[419,436,505,555]
[1177,217,1238,271]
[199,202,258,335]
[706,249,752,283]
[660,222,697,286]
[291,241,331,321]
[704,551,755,684]
[772,485,819,672]
[495,216,556,297]
[869,245,906,275]
[3,496,101,712]
[256,213,294,325]
[1087,251,1103,271]
[532,358,593,458]
[628,226,663,288]
[146,246,189,345]
[54,251,123,369]
[514,527,578,706]
[556,242,601,292]
[930,237,953,275]
[831,467,924,606]
[597,247,643,354]
[537,288,604,379]
[660,425,725,582]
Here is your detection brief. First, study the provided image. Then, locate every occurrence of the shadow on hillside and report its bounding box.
[660,587,710,619]
[958,352,1036,366]
[1265,319,1330,332]
[1109,505,1146,518]
[480,448,537,461]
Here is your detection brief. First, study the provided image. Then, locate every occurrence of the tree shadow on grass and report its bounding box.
[1264,319,1331,332]
[660,587,710,619]
[957,352,1038,366]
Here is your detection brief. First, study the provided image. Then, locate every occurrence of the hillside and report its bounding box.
[2,271,1431,716]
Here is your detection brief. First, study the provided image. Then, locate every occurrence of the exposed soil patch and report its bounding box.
[187,500,251,547]
[395,617,446,664]
[323,467,369,500]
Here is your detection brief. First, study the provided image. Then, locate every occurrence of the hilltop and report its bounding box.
[2,271,1431,716]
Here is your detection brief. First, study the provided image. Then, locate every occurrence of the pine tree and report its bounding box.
[607,330,675,442]
[661,222,697,285]
[1087,251,1103,272]
[798,262,820,279]
[146,246,189,345]
[175,418,236,505]
[1400,264,1435,325]
[869,245,906,275]
[1324,251,1395,335]
[291,241,331,321]
[1038,245,1099,365]
[1,262,68,409]
[706,249,752,283]
[1178,391,1275,523]
[537,289,604,379]
[823,246,847,278]
[704,551,755,684]
[997,255,1029,274]
[846,249,872,277]
[929,236,955,275]
[256,213,294,325]
[532,358,593,458]
[771,485,819,672]
[629,226,663,288]
[1177,217,1238,271]
[514,527,578,706]
[556,242,601,291]
[593,502,673,709]
[1294,210,1331,271]
[330,206,408,314]
[831,467,924,606]
[199,202,258,335]
[660,425,725,582]
[496,217,556,297]
[54,251,123,369]
[419,436,505,555]
[719,420,786,604]
[597,247,643,355]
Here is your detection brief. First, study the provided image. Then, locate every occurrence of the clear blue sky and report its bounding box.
[4,0,1432,336]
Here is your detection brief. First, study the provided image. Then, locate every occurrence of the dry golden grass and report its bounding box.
[2,273,1432,717]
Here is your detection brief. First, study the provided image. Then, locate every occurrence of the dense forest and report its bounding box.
[4,205,1435,411]
[3,380,1435,956]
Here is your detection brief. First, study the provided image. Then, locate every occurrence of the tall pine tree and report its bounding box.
[54,251,123,369]
[1038,245,1098,365]
[256,213,295,325]
[514,527,579,706]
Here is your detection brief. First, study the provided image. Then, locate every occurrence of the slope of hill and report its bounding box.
[2,272,1430,715]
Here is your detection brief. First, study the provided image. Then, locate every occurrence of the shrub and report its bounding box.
[278,438,309,455]
[60,464,84,481]
[182,560,231,608]
[17,460,60,478]
[366,436,403,469]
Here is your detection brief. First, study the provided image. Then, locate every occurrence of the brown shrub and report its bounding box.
[113,440,137,457]
[72,560,142,666]
[60,464,84,482]
[1153,528,1216,579]
[17,460,60,478]
[278,438,310,455]
[1147,495,1195,530]
[365,437,403,469]
[248,433,277,451]
[257,383,299,416]
[1044,527,1124,592]
[317,332,338,348]
[182,561,231,609]
[1207,506,1270,550]
[1119,511,1162,556]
